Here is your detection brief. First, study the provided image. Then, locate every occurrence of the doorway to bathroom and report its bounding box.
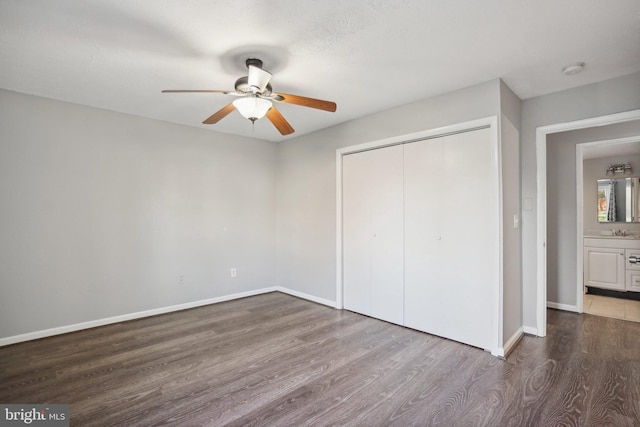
[579,136,640,322]
[536,109,640,336]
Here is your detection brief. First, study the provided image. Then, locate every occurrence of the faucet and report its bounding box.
[613,229,629,236]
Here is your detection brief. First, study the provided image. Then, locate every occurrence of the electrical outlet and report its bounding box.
[230,268,237,278]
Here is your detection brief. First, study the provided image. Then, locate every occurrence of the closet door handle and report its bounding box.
[630,256,640,264]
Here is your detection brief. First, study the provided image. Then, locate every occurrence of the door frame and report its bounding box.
[576,135,640,308]
[535,109,640,337]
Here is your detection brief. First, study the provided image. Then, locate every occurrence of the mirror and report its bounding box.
[597,177,640,222]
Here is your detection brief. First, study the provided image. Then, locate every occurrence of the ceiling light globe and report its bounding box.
[233,97,272,122]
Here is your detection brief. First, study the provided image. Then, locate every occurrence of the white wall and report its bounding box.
[521,72,640,325]
[276,79,501,303]
[0,89,277,340]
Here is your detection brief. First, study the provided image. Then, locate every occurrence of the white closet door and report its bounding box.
[404,128,498,349]
[343,152,372,317]
[343,145,404,325]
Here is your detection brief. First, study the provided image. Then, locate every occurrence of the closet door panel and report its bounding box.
[342,145,404,324]
[369,145,404,325]
[403,138,445,334]
[404,128,497,350]
[440,128,497,349]
[342,152,372,316]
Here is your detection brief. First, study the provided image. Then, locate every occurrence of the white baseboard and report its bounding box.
[276,286,337,308]
[547,301,579,313]
[0,287,279,347]
[523,326,538,336]
[493,327,524,358]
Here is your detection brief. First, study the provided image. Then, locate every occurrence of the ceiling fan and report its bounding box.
[162,58,337,136]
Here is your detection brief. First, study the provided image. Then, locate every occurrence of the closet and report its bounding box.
[342,126,499,350]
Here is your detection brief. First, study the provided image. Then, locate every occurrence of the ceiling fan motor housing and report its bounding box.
[245,58,264,69]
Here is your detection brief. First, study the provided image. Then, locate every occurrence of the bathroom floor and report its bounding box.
[583,293,640,322]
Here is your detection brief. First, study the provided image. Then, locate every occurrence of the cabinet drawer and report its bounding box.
[627,271,640,292]
[626,249,640,271]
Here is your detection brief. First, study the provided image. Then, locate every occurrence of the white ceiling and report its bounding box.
[1,0,640,142]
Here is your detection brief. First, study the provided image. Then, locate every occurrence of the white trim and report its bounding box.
[535,129,547,337]
[336,149,344,309]
[336,116,502,355]
[535,108,640,339]
[523,326,538,335]
[0,287,338,347]
[575,144,585,314]
[495,115,505,359]
[547,301,579,313]
[336,117,496,157]
[493,326,524,358]
[0,288,278,347]
[275,287,337,308]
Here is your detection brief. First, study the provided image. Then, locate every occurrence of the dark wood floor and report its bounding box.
[1,292,639,426]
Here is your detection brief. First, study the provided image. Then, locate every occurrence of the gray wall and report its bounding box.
[521,71,640,326]
[12,70,640,340]
[276,79,501,302]
[500,81,522,342]
[0,89,277,339]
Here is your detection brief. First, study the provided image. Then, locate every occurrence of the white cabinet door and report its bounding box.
[584,247,625,291]
[343,145,404,325]
[404,128,498,350]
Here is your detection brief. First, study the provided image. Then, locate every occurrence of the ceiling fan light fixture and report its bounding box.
[233,97,272,122]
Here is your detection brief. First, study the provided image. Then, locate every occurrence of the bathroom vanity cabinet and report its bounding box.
[584,237,640,292]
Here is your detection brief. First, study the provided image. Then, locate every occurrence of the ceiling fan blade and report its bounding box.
[274,93,336,112]
[203,103,236,124]
[162,89,232,94]
[248,65,272,93]
[266,106,295,135]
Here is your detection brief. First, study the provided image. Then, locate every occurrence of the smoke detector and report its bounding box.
[562,62,585,76]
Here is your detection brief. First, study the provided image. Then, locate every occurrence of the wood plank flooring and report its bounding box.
[1,292,639,426]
